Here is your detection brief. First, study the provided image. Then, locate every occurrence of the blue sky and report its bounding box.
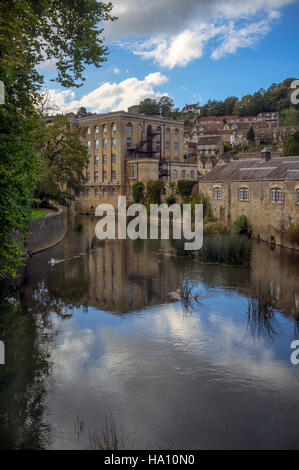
[42,0,299,114]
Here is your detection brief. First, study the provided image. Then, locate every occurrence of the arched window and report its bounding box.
[103,188,107,199]
[156,126,161,135]
[87,140,91,150]
[94,171,99,182]
[174,142,178,151]
[86,188,91,198]
[270,187,282,203]
[112,122,117,132]
[103,154,107,165]
[206,161,212,169]
[172,169,177,180]
[126,122,132,132]
[103,138,107,149]
[239,187,249,201]
[112,137,116,149]
[102,170,107,181]
[112,154,116,164]
[126,137,131,148]
[94,125,99,134]
[165,127,170,136]
[111,170,116,181]
[103,124,107,133]
[95,155,99,165]
[87,127,90,135]
[95,139,99,150]
[112,188,117,199]
[165,141,170,150]
[174,128,179,136]
[213,187,222,200]
[94,189,99,199]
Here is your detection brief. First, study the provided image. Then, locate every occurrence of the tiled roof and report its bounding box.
[200,156,299,182]
[198,136,222,145]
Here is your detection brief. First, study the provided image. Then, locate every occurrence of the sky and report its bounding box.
[41,0,299,114]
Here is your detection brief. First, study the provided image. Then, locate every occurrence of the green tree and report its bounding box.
[247,126,255,143]
[132,181,145,204]
[0,0,115,278]
[159,96,174,117]
[36,118,89,205]
[283,132,299,156]
[138,98,160,115]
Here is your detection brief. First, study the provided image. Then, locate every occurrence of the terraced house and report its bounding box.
[73,109,198,211]
[200,149,299,250]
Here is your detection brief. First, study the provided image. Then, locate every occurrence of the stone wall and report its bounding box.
[200,179,299,250]
[24,208,66,254]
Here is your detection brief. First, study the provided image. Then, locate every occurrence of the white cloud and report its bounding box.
[106,0,296,68]
[47,72,169,114]
[113,67,120,74]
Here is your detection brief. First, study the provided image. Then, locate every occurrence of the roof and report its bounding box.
[198,136,222,144]
[200,156,299,182]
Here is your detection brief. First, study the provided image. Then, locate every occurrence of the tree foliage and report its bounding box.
[283,131,299,156]
[132,181,145,204]
[177,180,198,198]
[0,0,115,278]
[138,96,175,117]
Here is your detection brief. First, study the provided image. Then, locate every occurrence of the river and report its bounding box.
[0,215,298,449]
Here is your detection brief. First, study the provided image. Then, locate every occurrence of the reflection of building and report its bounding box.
[200,150,299,249]
[72,110,197,212]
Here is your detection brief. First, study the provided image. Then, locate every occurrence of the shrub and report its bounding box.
[146,180,164,204]
[166,195,176,205]
[204,221,227,235]
[177,179,198,198]
[197,235,252,266]
[132,181,145,203]
[232,215,252,237]
[285,223,299,245]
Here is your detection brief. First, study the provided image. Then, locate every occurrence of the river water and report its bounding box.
[0,215,298,449]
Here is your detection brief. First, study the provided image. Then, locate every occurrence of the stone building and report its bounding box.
[72,110,198,211]
[199,150,299,250]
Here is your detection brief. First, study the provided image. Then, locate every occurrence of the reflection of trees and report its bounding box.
[246,283,280,340]
[180,280,201,314]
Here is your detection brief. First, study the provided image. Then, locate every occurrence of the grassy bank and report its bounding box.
[31,209,46,219]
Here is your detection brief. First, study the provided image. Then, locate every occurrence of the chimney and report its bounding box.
[261,147,271,162]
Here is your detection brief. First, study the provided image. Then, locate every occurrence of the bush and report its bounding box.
[197,235,252,266]
[177,179,198,198]
[166,196,176,205]
[132,181,145,203]
[232,215,252,237]
[204,221,227,235]
[146,180,164,204]
[285,223,299,245]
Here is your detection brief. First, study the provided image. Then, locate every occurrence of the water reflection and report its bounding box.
[0,215,299,449]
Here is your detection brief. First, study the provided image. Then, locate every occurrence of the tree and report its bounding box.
[247,126,255,143]
[0,0,116,278]
[77,107,89,118]
[138,98,160,115]
[159,96,174,117]
[283,132,299,156]
[132,182,145,204]
[36,118,89,205]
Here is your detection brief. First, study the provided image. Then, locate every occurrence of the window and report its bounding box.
[270,187,282,203]
[111,170,116,182]
[156,126,161,135]
[182,170,186,178]
[103,155,107,165]
[112,154,116,164]
[94,189,99,199]
[165,141,170,151]
[86,171,90,182]
[87,127,90,135]
[103,170,107,181]
[86,188,91,198]
[174,128,179,136]
[103,124,107,133]
[165,127,170,136]
[103,138,107,149]
[126,137,131,148]
[156,141,161,151]
[112,188,116,199]
[172,169,177,180]
[94,125,99,134]
[112,122,117,132]
[190,170,195,179]
[126,122,132,131]
[213,187,222,200]
[112,137,116,149]
[103,188,107,199]
[297,189,299,205]
[174,142,178,151]
[95,139,99,150]
[87,140,91,150]
[239,188,249,201]
[94,171,99,182]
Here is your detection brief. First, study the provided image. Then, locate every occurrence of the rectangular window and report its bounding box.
[239,188,249,201]
[213,187,222,200]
